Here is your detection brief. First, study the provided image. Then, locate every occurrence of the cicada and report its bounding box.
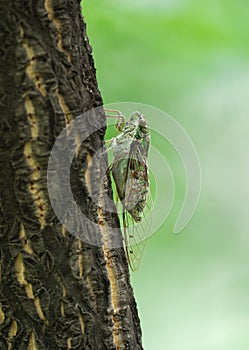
[105,109,153,270]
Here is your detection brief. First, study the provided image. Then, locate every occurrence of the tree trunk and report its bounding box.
[0,1,143,349]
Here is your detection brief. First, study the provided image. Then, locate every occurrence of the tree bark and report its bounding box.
[0,1,143,349]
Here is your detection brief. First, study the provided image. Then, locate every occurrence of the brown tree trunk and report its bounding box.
[0,1,143,349]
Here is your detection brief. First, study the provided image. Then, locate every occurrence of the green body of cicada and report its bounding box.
[111,112,150,222]
[106,110,152,270]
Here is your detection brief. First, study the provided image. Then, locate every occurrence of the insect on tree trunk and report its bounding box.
[0,1,143,349]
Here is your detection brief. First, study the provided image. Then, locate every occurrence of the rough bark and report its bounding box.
[0,1,143,349]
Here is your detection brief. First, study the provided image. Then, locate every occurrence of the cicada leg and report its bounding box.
[105,138,114,146]
[105,109,126,132]
[105,108,124,118]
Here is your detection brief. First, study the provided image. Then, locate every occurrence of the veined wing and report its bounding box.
[122,145,153,270]
[123,190,153,271]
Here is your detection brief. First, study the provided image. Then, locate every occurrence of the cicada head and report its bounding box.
[130,112,149,137]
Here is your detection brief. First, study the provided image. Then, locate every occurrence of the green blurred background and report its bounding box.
[82,1,249,349]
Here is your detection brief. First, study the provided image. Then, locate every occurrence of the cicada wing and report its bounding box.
[123,190,153,271]
[105,138,122,204]
[105,136,117,166]
[105,116,153,270]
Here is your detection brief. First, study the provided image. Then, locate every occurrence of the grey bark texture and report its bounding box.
[0,0,143,349]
